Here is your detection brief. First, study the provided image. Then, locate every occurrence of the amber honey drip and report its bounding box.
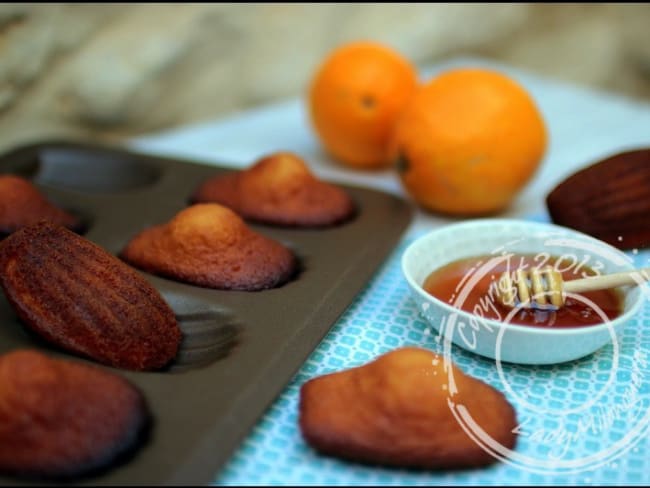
[423,254,623,328]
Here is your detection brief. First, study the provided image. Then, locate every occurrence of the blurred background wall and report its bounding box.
[0,3,648,153]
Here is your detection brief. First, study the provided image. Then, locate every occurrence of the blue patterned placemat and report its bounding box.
[215,216,650,486]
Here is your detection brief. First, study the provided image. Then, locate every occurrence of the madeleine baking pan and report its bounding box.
[0,140,414,485]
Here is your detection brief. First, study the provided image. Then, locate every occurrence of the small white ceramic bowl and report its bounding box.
[401,219,646,365]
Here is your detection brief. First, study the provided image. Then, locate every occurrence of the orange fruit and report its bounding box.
[390,68,548,216]
[308,41,419,169]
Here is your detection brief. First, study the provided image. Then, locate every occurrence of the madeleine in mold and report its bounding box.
[0,175,82,236]
[0,222,181,371]
[0,349,150,480]
[120,203,298,291]
[190,152,356,227]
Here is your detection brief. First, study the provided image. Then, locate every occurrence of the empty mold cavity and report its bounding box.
[64,207,93,236]
[10,147,162,193]
[169,311,242,371]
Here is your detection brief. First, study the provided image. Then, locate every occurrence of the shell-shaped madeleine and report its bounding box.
[299,347,517,470]
[0,222,181,371]
[546,148,650,250]
[120,204,297,291]
[190,152,355,227]
[0,349,150,480]
[0,175,82,236]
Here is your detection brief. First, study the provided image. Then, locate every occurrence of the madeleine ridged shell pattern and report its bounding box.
[546,148,650,250]
[0,222,181,371]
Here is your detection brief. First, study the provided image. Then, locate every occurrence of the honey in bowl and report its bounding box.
[423,254,624,328]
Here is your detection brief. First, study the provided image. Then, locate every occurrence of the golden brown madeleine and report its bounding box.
[190,152,356,227]
[0,222,181,371]
[299,347,517,470]
[546,148,650,250]
[0,349,150,480]
[0,175,82,236]
[121,203,297,291]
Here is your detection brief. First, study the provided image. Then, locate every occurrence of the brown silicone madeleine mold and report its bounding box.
[0,140,414,485]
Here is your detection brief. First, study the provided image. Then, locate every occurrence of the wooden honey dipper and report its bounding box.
[495,266,650,309]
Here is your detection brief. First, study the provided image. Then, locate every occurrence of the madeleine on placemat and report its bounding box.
[190,152,355,227]
[0,349,150,480]
[547,148,650,250]
[120,203,298,291]
[299,347,517,470]
[0,175,83,236]
[0,222,181,371]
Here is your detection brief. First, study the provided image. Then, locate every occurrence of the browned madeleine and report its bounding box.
[546,148,650,250]
[120,203,297,291]
[299,347,517,470]
[0,175,83,237]
[190,152,356,227]
[0,349,150,480]
[0,222,181,371]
